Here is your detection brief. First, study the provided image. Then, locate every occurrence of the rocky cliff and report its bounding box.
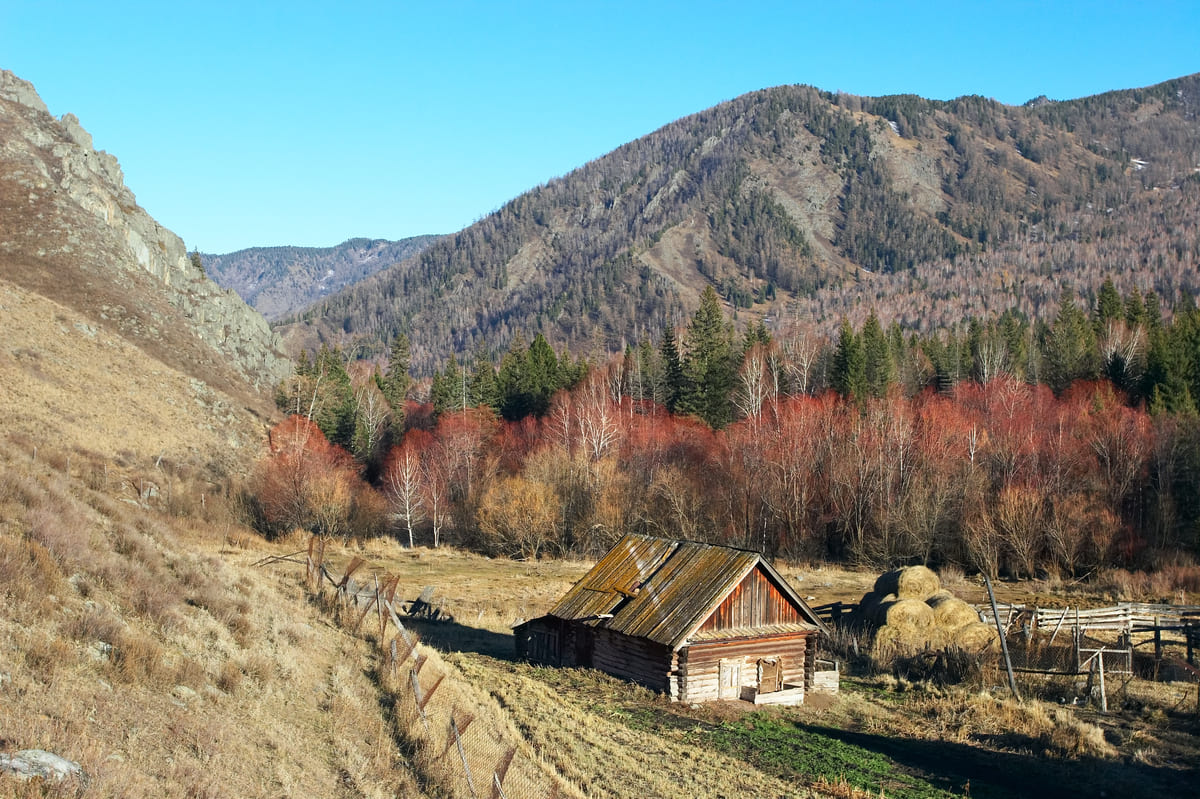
[0,70,290,392]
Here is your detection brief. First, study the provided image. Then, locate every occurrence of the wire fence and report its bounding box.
[299,536,577,799]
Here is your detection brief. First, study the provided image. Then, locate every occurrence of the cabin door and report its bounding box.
[757,657,783,694]
[718,658,742,700]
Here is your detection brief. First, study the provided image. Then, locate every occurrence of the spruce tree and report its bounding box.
[432,353,467,414]
[1094,278,1124,332]
[831,319,866,400]
[468,344,500,412]
[380,333,411,432]
[679,286,735,427]
[659,325,686,413]
[1042,288,1099,394]
[860,310,894,397]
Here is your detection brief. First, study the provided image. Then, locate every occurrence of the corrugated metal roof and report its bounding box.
[547,534,822,649]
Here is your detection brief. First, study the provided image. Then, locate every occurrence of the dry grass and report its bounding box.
[0,278,271,475]
[0,440,429,798]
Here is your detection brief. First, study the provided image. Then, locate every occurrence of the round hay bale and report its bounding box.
[873,569,902,596]
[926,589,955,604]
[896,565,941,600]
[855,591,883,624]
[870,593,898,624]
[871,625,914,659]
[952,622,999,652]
[873,566,941,601]
[880,598,934,629]
[927,595,979,630]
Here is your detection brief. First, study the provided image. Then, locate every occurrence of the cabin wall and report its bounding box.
[514,616,564,665]
[589,627,677,694]
[698,566,805,633]
[679,634,813,703]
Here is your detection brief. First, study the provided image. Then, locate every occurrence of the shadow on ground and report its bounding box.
[405,616,517,660]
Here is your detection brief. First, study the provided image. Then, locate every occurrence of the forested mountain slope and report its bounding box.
[203,235,439,321]
[279,74,1200,374]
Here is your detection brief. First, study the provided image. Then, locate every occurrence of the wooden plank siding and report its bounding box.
[678,634,812,704]
[590,628,677,694]
[697,565,806,633]
[517,536,833,705]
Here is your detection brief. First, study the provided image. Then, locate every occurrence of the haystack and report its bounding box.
[927,594,979,629]
[856,566,998,661]
[879,598,934,628]
[950,622,998,653]
[873,566,940,601]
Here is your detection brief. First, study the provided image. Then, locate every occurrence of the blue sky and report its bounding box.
[3,1,1198,253]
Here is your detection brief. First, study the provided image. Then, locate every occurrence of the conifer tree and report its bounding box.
[831,319,866,400]
[311,344,356,448]
[679,286,735,427]
[380,333,411,436]
[432,353,468,414]
[380,333,412,411]
[659,325,686,413]
[1042,288,1099,394]
[468,344,500,412]
[860,310,894,397]
[1094,278,1124,332]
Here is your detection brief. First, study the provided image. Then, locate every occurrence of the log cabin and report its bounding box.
[515,534,831,704]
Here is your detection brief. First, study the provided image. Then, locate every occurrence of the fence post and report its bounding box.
[450,715,479,799]
[985,574,1021,701]
[410,670,429,733]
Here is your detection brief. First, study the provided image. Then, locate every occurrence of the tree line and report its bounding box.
[249,281,1200,574]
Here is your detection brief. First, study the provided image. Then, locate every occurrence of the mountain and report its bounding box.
[0,70,290,468]
[202,235,440,321]
[278,74,1200,375]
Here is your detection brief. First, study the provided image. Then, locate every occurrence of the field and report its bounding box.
[2,439,1197,798]
[312,540,1200,799]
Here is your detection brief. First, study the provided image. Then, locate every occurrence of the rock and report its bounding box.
[0,749,86,784]
[0,69,291,391]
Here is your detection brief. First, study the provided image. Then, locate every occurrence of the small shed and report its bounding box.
[515,534,831,704]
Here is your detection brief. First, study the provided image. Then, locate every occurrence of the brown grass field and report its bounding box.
[2,435,1198,798]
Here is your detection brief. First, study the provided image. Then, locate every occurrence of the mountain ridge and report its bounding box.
[203,235,440,321]
[277,73,1200,375]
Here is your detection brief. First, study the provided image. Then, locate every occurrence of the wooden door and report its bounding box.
[719,657,742,700]
[757,657,783,694]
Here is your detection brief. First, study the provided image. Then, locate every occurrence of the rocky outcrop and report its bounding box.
[0,749,86,785]
[0,70,290,390]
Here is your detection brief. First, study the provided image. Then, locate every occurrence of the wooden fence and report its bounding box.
[293,536,578,799]
[814,597,1200,676]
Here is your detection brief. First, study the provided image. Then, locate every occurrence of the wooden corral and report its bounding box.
[515,535,833,705]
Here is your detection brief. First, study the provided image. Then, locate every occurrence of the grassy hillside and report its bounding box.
[279,74,1200,374]
[0,443,428,797]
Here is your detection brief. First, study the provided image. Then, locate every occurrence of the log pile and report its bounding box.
[854,566,997,658]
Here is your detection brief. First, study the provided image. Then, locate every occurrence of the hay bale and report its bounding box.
[927,595,979,630]
[871,625,916,659]
[880,598,934,629]
[952,622,999,652]
[855,591,884,624]
[869,593,898,624]
[873,566,941,601]
[926,589,955,604]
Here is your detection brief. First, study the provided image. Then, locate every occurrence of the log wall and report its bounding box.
[589,627,677,694]
[679,634,812,703]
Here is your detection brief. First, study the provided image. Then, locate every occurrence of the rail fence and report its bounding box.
[260,537,580,799]
[813,598,1200,677]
